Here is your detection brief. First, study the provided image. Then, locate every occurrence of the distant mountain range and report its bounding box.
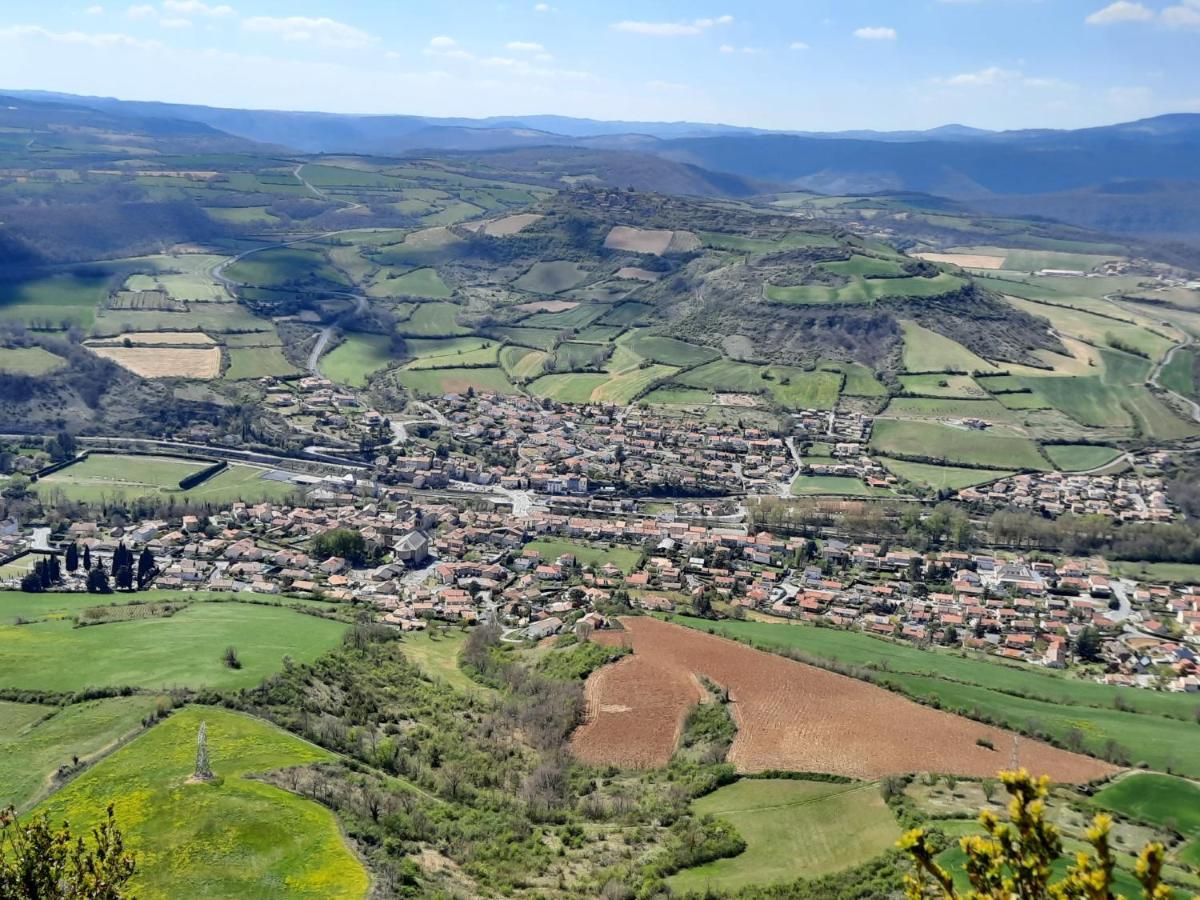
[6,89,1200,238]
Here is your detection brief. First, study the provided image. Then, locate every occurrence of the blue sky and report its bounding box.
[0,1,1197,131]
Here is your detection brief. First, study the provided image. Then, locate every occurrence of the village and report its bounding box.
[4,462,1198,693]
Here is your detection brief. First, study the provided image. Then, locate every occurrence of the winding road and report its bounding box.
[1147,334,1200,424]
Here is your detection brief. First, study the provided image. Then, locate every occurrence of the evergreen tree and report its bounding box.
[65,542,79,574]
[86,565,111,594]
[137,547,155,588]
[82,545,92,570]
[115,565,133,592]
[1075,626,1103,662]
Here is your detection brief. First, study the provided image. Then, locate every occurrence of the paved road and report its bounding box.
[1147,334,1200,423]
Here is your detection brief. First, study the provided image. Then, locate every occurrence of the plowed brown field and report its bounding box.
[571,618,1116,782]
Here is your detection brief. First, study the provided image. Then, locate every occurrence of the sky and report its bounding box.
[0,1,1197,132]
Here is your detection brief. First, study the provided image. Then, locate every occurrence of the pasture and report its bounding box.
[1094,773,1200,865]
[623,332,719,367]
[791,476,887,497]
[870,420,1050,471]
[34,454,297,506]
[900,321,999,373]
[37,707,369,900]
[396,366,517,396]
[320,332,394,386]
[395,301,469,337]
[0,600,347,693]
[880,459,1014,490]
[398,629,491,696]
[668,779,898,894]
[0,271,112,329]
[369,266,452,299]
[765,272,965,305]
[499,345,548,379]
[523,538,641,572]
[0,346,66,375]
[0,696,159,810]
[884,397,1023,425]
[898,374,987,398]
[677,359,841,409]
[514,260,590,294]
[1043,444,1122,471]
[224,346,299,379]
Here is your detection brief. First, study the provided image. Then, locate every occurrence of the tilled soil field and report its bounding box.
[571,617,1116,782]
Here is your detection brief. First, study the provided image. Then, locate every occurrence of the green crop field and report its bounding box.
[520,303,607,330]
[1007,297,1174,362]
[523,538,641,572]
[0,346,67,375]
[669,779,899,894]
[623,333,719,367]
[600,301,652,326]
[320,331,394,385]
[642,386,713,406]
[514,260,590,294]
[35,454,297,505]
[1161,349,1199,399]
[396,366,517,396]
[37,707,368,900]
[1095,773,1200,865]
[551,341,610,371]
[950,246,1121,273]
[765,272,965,305]
[0,601,347,693]
[1043,444,1122,471]
[823,360,888,397]
[369,266,452,299]
[871,420,1050,471]
[395,301,470,337]
[0,696,159,810]
[900,321,1000,373]
[489,326,560,350]
[224,346,298,379]
[665,616,1200,776]
[880,459,1013,489]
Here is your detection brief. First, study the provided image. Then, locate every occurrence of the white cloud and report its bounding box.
[933,66,1070,91]
[241,15,375,48]
[1085,2,1154,24]
[0,24,159,48]
[126,4,156,18]
[505,41,544,52]
[612,15,732,36]
[425,35,473,60]
[718,43,734,53]
[1109,85,1153,105]
[789,40,810,50]
[854,26,896,40]
[533,2,555,11]
[159,16,191,27]
[162,0,234,15]
[1161,0,1200,28]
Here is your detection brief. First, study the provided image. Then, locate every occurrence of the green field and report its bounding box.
[225,346,299,379]
[0,345,67,375]
[951,245,1121,273]
[669,779,898,894]
[1095,773,1200,865]
[884,397,1023,425]
[397,630,491,696]
[623,333,720,367]
[900,321,999,373]
[37,707,368,900]
[124,254,231,302]
[514,260,590,294]
[395,301,470,337]
[224,247,350,290]
[765,272,965,305]
[1109,561,1200,585]
[642,386,713,406]
[880,459,1013,490]
[320,331,394,386]
[821,255,908,278]
[0,601,347,693]
[677,359,841,409]
[791,476,888,497]
[1042,444,1122,471]
[665,616,1200,776]
[0,696,160,810]
[1161,348,1199,399]
[203,205,281,227]
[870,420,1050,471]
[499,345,548,379]
[369,266,452,299]
[0,271,112,328]
[898,374,987,398]
[396,365,517,396]
[35,454,297,506]
[523,538,641,573]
